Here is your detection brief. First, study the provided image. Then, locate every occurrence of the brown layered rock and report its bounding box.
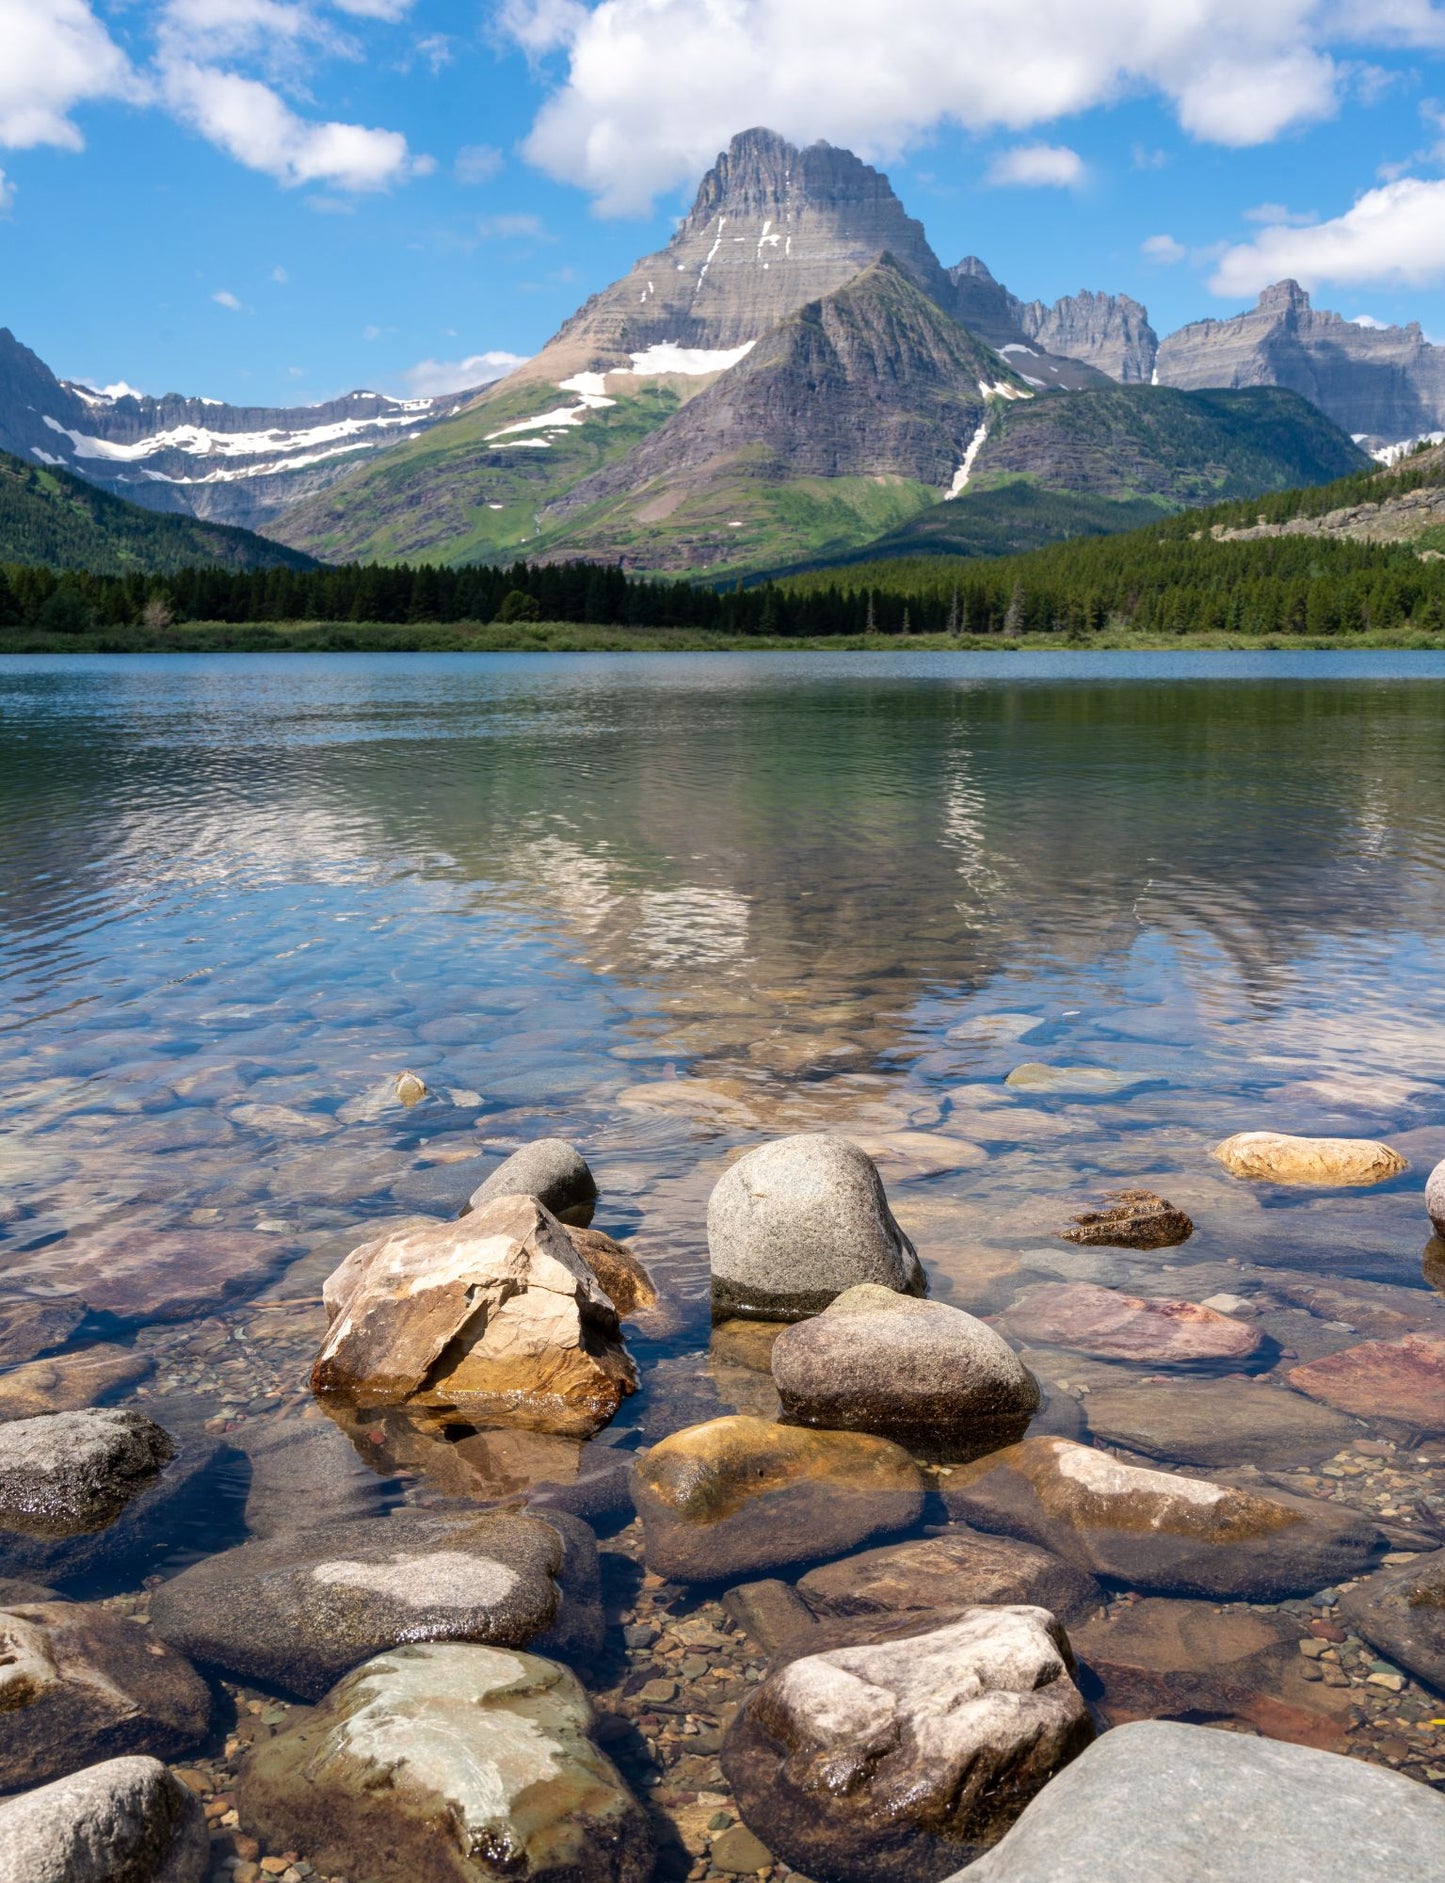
[0,1344,154,1421]
[1337,1551,1445,1696]
[941,1436,1381,1599]
[312,1196,637,1437]
[1059,1189,1192,1250]
[565,1227,657,1317]
[0,1598,210,1791]
[798,1528,1102,1626]
[722,1607,1094,1883]
[632,1415,924,1583]
[1213,1131,1406,1186]
[1287,1333,1445,1432]
[1002,1282,1261,1366]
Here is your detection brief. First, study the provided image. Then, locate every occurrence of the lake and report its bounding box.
[3,650,1444,1859]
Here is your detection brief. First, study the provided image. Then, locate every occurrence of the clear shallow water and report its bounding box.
[3,653,1445,1791]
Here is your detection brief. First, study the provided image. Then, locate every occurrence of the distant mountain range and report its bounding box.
[6,126,1445,577]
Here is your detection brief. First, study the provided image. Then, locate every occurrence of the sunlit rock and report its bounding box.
[1213,1131,1406,1186]
[1059,1188,1193,1249]
[1287,1333,1445,1432]
[467,1139,598,1227]
[0,1409,174,1539]
[0,1755,209,1883]
[1002,1281,1262,1366]
[1338,1550,1445,1696]
[0,1344,155,1422]
[565,1226,657,1316]
[798,1528,1102,1625]
[1427,1155,1445,1236]
[1080,1377,1362,1469]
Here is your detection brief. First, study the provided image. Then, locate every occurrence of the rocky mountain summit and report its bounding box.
[1019,290,1159,384]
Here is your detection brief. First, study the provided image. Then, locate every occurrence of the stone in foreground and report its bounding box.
[1081,1377,1363,1468]
[1059,1188,1193,1249]
[1003,1281,1262,1366]
[240,1642,651,1883]
[770,1285,1039,1455]
[0,1408,174,1538]
[723,1607,1093,1883]
[1287,1333,1445,1432]
[1428,1155,1445,1237]
[1338,1550,1445,1695]
[1213,1131,1406,1186]
[951,1719,1445,1883]
[148,1507,602,1700]
[708,1134,925,1321]
[468,1139,598,1227]
[632,1414,924,1583]
[312,1195,636,1437]
[798,1528,1103,1626]
[0,1754,209,1883]
[942,1436,1380,1599]
[0,1597,209,1791]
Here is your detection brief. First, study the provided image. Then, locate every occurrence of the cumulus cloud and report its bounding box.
[456,142,504,183]
[502,0,1433,213]
[399,351,529,397]
[0,171,14,214]
[212,288,244,308]
[1141,232,1187,263]
[984,143,1084,188]
[0,0,135,150]
[1211,175,1445,295]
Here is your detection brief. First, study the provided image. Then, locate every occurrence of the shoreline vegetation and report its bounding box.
[6,620,1445,654]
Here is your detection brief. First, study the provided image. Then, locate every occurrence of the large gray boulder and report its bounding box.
[771,1285,1039,1455]
[148,1506,603,1699]
[723,1607,1093,1883]
[1428,1155,1445,1237]
[708,1135,925,1321]
[468,1139,598,1227]
[0,1409,174,1539]
[240,1642,653,1883]
[0,1597,209,1791]
[952,1719,1445,1882]
[0,1754,208,1883]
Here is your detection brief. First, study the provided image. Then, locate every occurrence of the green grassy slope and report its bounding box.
[0,450,314,573]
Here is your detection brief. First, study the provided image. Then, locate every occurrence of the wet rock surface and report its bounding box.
[0,1409,175,1539]
[707,1135,925,1321]
[1288,1334,1445,1431]
[942,1436,1382,1599]
[240,1642,652,1883]
[1059,1188,1193,1249]
[954,1718,1445,1882]
[467,1139,599,1228]
[723,1607,1094,1883]
[797,1528,1103,1625]
[769,1284,1039,1454]
[1428,1156,1445,1237]
[1081,1377,1364,1468]
[1338,1550,1445,1695]
[566,1226,658,1317]
[0,1344,156,1421]
[237,1414,399,1539]
[1002,1281,1263,1365]
[0,1754,209,1883]
[632,1414,925,1582]
[0,1597,210,1791]
[148,1507,603,1699]
[312,1195,637,1436]
[1213,1131,1408,1186]
[0,1231,292,1325]
[0,1297,85,1370]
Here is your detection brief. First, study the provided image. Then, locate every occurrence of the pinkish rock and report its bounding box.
[1287,1333,1445,1432]
[1002,1282,1262,1366]
[0,1231,290,1324]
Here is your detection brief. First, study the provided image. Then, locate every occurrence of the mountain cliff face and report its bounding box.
[945,259,1107,391]
[1154,282,1445,450]
[0,327,480,531]
[1018,291,1158,383]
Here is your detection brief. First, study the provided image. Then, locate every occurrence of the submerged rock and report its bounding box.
[0,1298,84,1370]
[1337,1551,1445,1695]
[952,1719,1445,1882]
[770,1285,1039,1455]
[467,1139,598,1228]
[1287,1333,1445,1431]
[0,1598,209,1791]
[0,1230,290,1324]
[1213,1132,1406,1186]
[0,1754,209,1883]
[565,1226,657,1317]
[312,1195,636,1437]
[941,1436,1380,1599]
[723,1607,1093,1883]
[1003,1282,1262,1366]
[395,1069,429,1106]
[797,1528,1102,1625]
[1081,1377,1363,1469]
[708,1135,925,1321]
[0,1344,155,1422]
[1004,1065,1146,1096]
[0,1409,174,1539]
[238,1415,398,1539]
[632,1414,924,1583]
[148,1506,602,1700]
[1059,1189,1192,1250]
[240,1642,652,1883]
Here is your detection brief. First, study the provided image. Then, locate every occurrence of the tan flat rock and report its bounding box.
[1213,1132,1406,1187]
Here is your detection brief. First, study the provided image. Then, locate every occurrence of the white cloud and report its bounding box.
[477,212,550,240]
[984,142,1083,188]
[501,0,1420,213]
[1350,312,1387,326]
[1243,200,1316,224]
[0,170,14,214]
[1212,174,1445,295]
[1142,232,1186,263]
[456,142,503,183]
[399,351,529,397]
[0,0,135,150]
[332,0,414,15]
[162,59,426,190]
[271,263,288,281]
[212,288,243,308]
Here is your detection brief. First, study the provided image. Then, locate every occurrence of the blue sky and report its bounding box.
[6,2,1445,407]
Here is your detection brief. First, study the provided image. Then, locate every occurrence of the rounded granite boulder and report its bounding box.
[467,1139,598,1227]
[708,1135,925,1322]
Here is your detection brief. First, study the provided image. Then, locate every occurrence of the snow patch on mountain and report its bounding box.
[628,341,756,376]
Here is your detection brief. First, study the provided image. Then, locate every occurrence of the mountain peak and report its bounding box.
[1258,279,1311,314]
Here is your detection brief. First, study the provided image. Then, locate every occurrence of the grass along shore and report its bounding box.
[7,619,1445,654]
